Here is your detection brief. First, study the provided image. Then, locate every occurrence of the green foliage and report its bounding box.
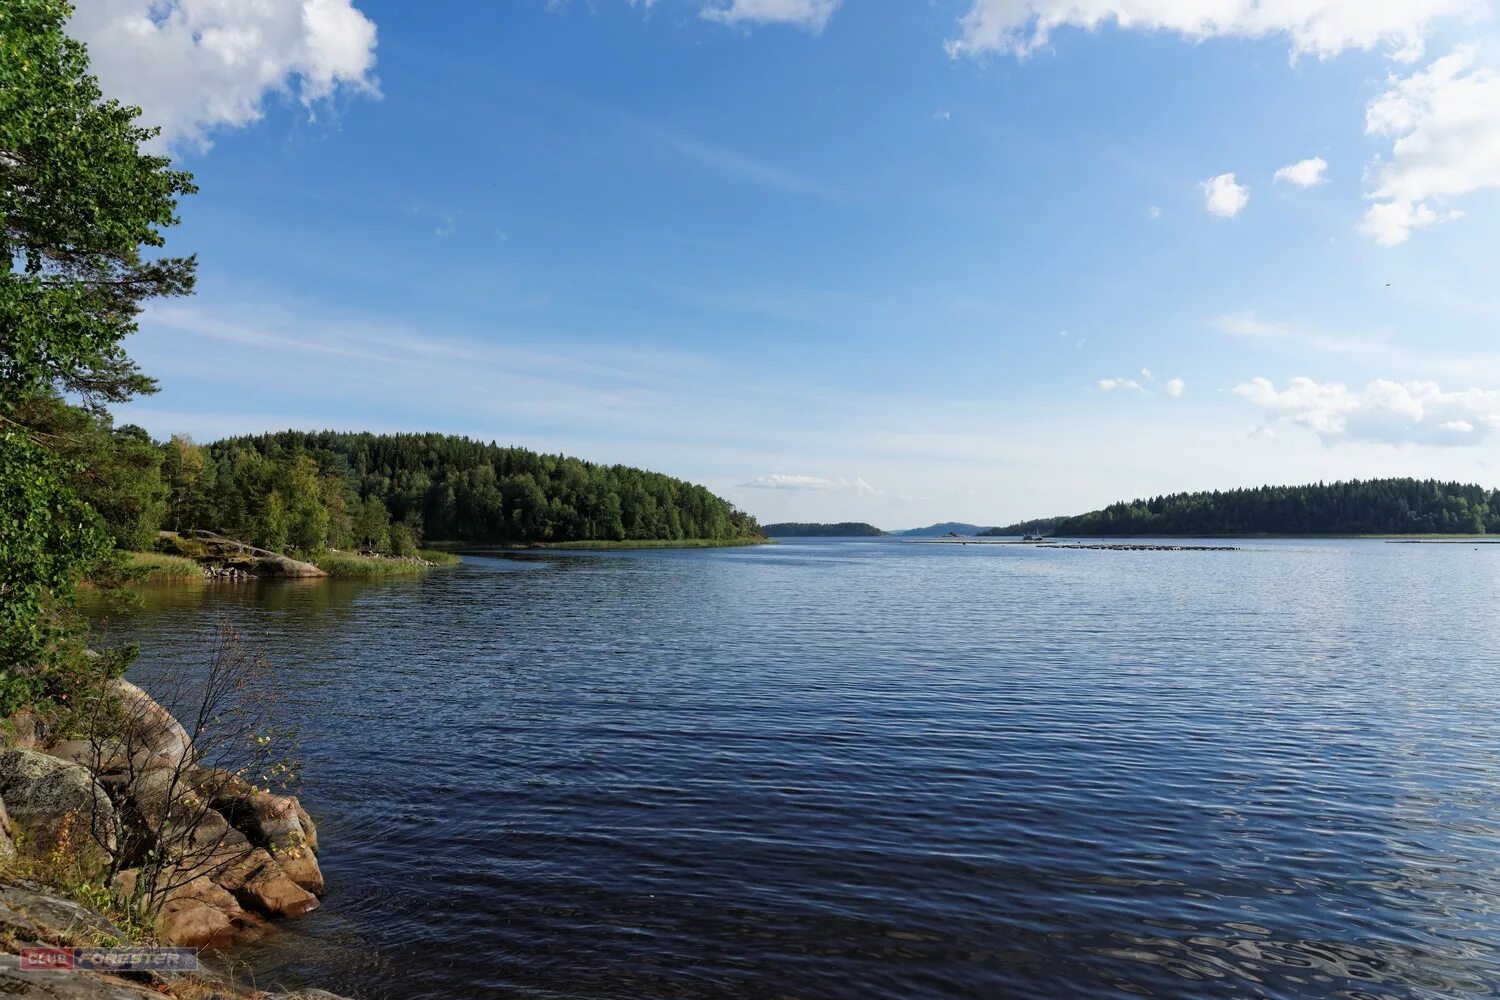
[762,522,885,537]
[8,394,167,549]
[0,0,196,411]
[0,429,110,713]
[1056,479,1500,536]
[187,431,763,547]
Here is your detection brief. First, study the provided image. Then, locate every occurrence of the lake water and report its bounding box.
[106,538,1500,999]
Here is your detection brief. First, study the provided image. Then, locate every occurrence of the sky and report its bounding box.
[70,0,1500,528]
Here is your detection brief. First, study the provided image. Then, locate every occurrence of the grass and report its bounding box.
[502,537,771,550]
[124,551,203,581]
[310,549,460,578]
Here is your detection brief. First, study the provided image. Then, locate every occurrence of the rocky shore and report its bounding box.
[0,680,340,998]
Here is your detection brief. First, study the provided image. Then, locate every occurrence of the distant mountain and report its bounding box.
[896,522,985,537]
[977,517,1064,537]
[763,522,886,537]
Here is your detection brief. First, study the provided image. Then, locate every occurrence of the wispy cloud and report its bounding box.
[701,0,841,33]
[740,473,878,494]
[630,118,826,196]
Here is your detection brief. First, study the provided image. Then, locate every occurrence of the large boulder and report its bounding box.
[0,749,116,856]
[108,678,192,768]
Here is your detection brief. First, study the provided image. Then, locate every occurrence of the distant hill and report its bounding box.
[1055,478,1500,536]
[762,522,886,537]
[896,522,985,537]
[977,517,1064,537]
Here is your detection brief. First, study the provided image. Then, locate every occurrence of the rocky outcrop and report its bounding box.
[0,878,347,998]
[0,749,117,855]
[1,681,327,951]
[164,531,328,579]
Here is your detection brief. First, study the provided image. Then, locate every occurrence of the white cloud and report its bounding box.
[1140,367,1153,380]
[1214,310,1291,338]
[740,473,877,493]
[1234,375,1500,445]
[1165,377,1186,397]
[701,0,840,32]
[1275,156,1329,187]
[1098,378,1143,391]
[1201,173,1250,218]
[944,0,1481,61]
[69,0,379,150]
[1146,204,1162,219]
[1362,46,1500,245]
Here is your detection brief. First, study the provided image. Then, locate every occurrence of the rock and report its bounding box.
[0,878,124,945]
[108,678,192,768]
[0,749,117,856]
[187,770,324,894]
[214,847,319,918]
[112,869,263,950]
[0,954,168,999]
[43,738,128,773]
[0,797,14,862]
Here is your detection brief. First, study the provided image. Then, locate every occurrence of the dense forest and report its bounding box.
[978,517,1062,537]
[762,522,886,537]
[9,403,762,560]
[170,430,762,551]
[1055,479,1500,536]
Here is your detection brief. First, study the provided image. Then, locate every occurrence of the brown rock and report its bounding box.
[108,678,192,768]
[214,847,319,918]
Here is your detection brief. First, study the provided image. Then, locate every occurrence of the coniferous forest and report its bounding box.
[1055,479,1500,536]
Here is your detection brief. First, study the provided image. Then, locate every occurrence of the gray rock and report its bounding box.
[0,749,117,855]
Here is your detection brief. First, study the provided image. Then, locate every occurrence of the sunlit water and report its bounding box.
[103,538,1500,999]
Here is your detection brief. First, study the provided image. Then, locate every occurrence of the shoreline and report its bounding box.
[449,537,772,551]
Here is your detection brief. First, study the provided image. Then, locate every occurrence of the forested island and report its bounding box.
[763,522,886,537]
[16,404,765,559]
[1055,479,1500,536]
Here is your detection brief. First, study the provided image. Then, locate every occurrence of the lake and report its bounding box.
[105,538,1500,999]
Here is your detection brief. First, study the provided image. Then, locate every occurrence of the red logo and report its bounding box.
[20,947,74,971]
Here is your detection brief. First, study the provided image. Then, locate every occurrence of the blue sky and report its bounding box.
[72,0,1500,527]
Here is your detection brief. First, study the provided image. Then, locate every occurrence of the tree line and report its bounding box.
[1055,479,1500,536]
[176,430,763,551]
[11,405,764,559]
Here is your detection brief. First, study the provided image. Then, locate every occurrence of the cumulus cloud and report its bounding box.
[67,0,379,150]
[1214,311,1291,338]
[1362,46,1500,246]
[1275,156,1329,187]
[1098,378,1143,392]
[1234,376,1500,445]
[740,473,877,494]
[1165,377,1186,397]
[702,0,841,32]
[1201,173,1249,218]
[944,0,1480,61]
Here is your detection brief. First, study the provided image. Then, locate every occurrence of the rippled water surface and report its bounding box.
[108,539,1500,999]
